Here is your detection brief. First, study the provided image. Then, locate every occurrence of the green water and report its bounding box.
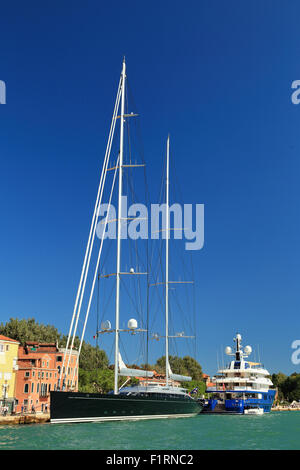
[0,412,299,450]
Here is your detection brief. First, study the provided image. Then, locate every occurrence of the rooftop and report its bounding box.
[0,335,19,344]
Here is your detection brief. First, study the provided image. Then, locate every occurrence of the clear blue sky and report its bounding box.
[1,0,300,376]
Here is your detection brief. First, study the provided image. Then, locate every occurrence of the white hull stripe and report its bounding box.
[50,413,198,424]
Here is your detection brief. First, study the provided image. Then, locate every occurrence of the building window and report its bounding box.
[31,383,34,393]
[24,384,29,393]
[25,371,30,378]
[6,345,9,351]
[32,371,35,377]
[37,383,39,394]
[0,344,4,352]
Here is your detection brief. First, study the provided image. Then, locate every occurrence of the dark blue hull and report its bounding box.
[203,389,276,414]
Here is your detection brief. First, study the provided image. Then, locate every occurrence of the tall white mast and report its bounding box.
[114,58,126,394]
[165,135,170,387]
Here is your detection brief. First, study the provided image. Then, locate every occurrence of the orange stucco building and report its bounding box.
[15,341,78,413]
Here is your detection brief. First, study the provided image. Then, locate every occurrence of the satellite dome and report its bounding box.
[127,318,138,330]
[236,334,242,341]
[225,346,232,355]
[130,268,135,273]
[244,345,252,355]
[101,320,111,330]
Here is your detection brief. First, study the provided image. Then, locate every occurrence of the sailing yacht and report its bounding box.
[50,59,202,423]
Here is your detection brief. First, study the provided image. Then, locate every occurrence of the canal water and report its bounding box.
[0,412,299,450]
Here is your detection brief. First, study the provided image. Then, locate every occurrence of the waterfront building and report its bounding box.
[15,342,78,413]
[202,373,214,388]
[0,335,20,413]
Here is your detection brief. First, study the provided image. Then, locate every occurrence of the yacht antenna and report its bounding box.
[257,344,261,364]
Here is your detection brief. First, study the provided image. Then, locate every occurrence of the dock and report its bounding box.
[0,413,50,425]
[271,406,300,411]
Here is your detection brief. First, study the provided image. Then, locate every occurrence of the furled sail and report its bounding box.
[167,360,192,382]
[118,353,154,378]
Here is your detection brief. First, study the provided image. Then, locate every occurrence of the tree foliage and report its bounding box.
[279,374,300,402]
[182,379,206,396]
[272,372,300,403]
[153,355,203,380]
[78,369,137,393]
[0,317,60,344]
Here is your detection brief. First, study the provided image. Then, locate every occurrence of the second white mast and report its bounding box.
[165,135,170,386]
[114,58,126,394]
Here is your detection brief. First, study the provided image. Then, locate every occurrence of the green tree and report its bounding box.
[182,379,206,397]
[182,356,203,380]
[271,372,287,388]
[154,355,203,381]
[0,317,60,344]
[280,374,300,402]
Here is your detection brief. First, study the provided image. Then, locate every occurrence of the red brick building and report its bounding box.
[15,342,78,413]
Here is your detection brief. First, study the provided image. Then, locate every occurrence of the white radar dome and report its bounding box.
[244,345,252,355]
[236,334,242,341]
[130,268,135,273]
[127,318,138,330]
[101,320,111,330]
[225,346,232,355]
